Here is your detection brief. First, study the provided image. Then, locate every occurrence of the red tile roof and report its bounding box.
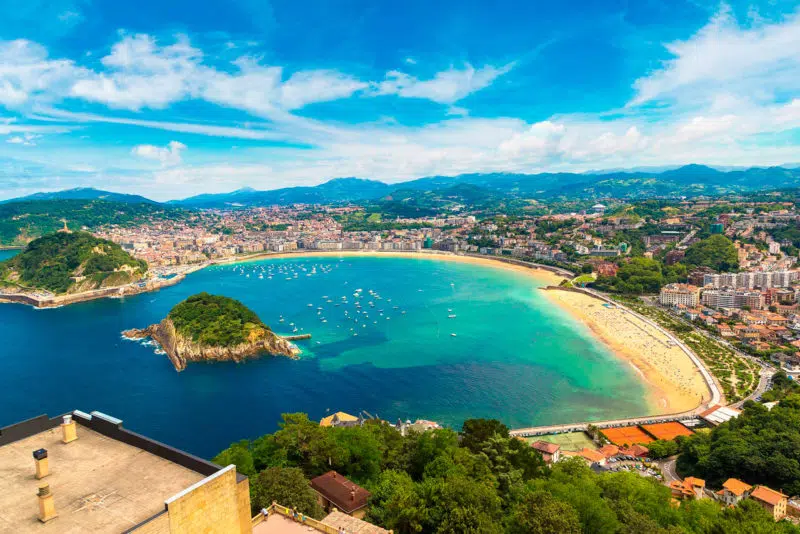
[310,471,370,514]
[531,441,560,454]
[751,486,787,506]
[722,478,752,497]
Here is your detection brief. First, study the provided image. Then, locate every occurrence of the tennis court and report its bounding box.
[526,432,597,451]
[601,426,654,446]
[641,422,694,441]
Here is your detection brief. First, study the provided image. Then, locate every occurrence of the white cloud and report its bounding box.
[4,8,800,198]
[631,7,800,106]
[131,140,186,166]
[0,39,86,108]
[278,70,367,110]
[375,63,514,104]
[6,133,40,146]
[1,33,512,122]
[71,34,202,110]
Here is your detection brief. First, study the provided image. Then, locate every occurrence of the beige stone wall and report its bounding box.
[236,478,252,533]
[166,466,244,534]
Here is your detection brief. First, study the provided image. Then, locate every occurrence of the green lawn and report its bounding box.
[526,432,597,451]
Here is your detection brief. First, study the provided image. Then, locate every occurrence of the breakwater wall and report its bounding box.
[0,273,186,308]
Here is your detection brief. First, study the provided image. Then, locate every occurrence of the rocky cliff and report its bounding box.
[124,317,299,371]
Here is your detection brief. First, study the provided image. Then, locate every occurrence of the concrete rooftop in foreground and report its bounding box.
[0,425,205,533]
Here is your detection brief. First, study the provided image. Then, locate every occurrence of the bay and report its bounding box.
[0,255,648,458]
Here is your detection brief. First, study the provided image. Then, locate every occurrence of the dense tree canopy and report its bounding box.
[677,394,800,496]
[250,467,324,519]
[214,414,798,533]
[168,292,271,347]
[0,231,147,293]
[593,257,686,294]
[683,235,739,271]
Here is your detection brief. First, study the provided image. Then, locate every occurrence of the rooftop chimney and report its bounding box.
[33,449,49,479]
[37,483,57,523]
[61,415,77,444]
[350,489,356,501]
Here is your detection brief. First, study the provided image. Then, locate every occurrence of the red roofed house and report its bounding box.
[531,440,561,464]
[310,471,371,519]
[670,477,706,500]
[576,447,606,466]
[751,485,788,520]
[718,478,753,506]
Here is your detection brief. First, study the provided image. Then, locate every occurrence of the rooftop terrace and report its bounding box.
[0,411,220,533]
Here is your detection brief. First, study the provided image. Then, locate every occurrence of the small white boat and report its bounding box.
[451,333,457,337]
[448,314,457,319]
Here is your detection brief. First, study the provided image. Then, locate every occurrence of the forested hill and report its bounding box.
[214,415,799,533]
[0,232,148,294]
[0,199,188,246]
[168,292,274,347]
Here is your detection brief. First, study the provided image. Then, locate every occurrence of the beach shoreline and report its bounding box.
[540,287,712,416]
[1,247,711,421]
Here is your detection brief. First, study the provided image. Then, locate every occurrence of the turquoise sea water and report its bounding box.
[0,254,648,458]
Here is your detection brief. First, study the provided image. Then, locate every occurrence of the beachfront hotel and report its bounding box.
[659,283,700,307]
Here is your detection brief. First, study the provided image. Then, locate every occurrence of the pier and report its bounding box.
[284,333,312,341]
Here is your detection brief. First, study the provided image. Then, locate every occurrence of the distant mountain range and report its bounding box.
[1,187,157,205]
[5,165,800,208]
[169,178,391,208]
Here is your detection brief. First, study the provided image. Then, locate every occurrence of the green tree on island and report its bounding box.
[168,292,271,347]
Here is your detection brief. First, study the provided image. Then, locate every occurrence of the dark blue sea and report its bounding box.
[0,252,647,458]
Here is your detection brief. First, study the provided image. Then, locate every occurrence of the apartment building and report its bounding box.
[659,284,700,307]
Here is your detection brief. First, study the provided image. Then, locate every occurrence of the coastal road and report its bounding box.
[658,456,680,484]
[731,367,775,409]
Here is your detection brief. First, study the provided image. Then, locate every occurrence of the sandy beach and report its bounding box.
[542,289,711,415]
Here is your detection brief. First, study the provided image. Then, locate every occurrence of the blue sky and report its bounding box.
[1,0,799,200]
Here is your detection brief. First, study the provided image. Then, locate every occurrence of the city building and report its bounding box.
[0,410,252,533]
[703,271,798,290]
[750,486,788,520]
[659,284,700,307]
[310,471,371,519]
[701,289,765,310]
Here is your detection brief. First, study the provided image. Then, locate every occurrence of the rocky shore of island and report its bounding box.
[123,317,300,371]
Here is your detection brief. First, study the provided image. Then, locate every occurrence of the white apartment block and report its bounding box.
[703,271,798,289]
[659,284,700,307]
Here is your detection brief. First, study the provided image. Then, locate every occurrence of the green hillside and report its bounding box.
[0,231,148,294]
[215,414,799,533]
